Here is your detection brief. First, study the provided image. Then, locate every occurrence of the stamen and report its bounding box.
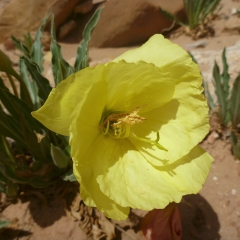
[98,105,147,138]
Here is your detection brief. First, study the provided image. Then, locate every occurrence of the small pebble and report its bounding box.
[213,176,218,181]
[231,189,237,195]
[231,8,237,15]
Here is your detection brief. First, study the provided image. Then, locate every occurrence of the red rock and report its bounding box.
[0,0,83,42]
[58,20,77,39]
[90,0,185,47]
[74,0,94,14]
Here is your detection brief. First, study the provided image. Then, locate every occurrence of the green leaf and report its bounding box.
[221,48,230,96]
[0,76,9,91]
[200,0,221,23]
[0,135,16,164]
[0,87,42,132]
[0,49,33,107]
[74,7,104,71]
[182,0,220,29]
[19,59,40,109]
[11,36,31,57]
[65,145,71,156]
[193,0,204,25]
[212,60,229,126]
[229,74,240,128]
[6,180,19,197]
[23,32,33,52]
[50,15,74,85]
[159,7,185,27]
[0,160,56,188]
[0,182,6,193]
[0,87,51,162]
[0,49,20,77]
[50,144,69,169]
[62,169,77,182]
[32,15,50,73]
[0,167,9,185]
[21,56,52,102]
[0,220,10,229]
[0,106,26,148]
[57,60,68,82]
[188,51,198,64]
[204,81,215,110]
[0,106,49,163]
[231,131,240,159]
[188,51,209,99]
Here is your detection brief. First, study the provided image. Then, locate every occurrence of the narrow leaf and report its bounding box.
[0,76,9,91]
[212,60,228,125]
[159,7,185,26]
[193,0,204,25]
[0,49,19,76]
[229,74,240,128]
[0,106,26,148]
[231,131,240,159]
[205,81,215,110]
[0,49,33,107]
[50,15,74,85]
[11,36,31,57]
[23,32,33,52]
[32,15,50,73]
[21,56,52,102]
[200,0,221,22]
[74,7,104,71]
[0,88,42,131]
[19,59,40,109]
[0,135,16,164]
[221,48,230,96]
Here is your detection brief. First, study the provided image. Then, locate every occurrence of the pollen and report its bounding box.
[99,105,146,138]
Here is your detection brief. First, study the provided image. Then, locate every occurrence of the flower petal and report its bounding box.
[113,34,191,72]
[130,90,209,165]
[69,78,129,220]
[32,65,106,135]
[105,61,175,113]
[74,162,130,220]
[113,34,209,163]
[72,135,130,220]
[97,143,212,210]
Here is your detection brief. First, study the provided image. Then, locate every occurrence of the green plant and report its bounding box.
[0,8,103,197]
[205,48,240,159]
[160,0,221,30]
[0,220,10,229]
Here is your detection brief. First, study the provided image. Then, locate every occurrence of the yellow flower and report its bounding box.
[32,34,213,220]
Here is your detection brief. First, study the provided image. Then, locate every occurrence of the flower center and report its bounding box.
[98,106,146,139]
[98,105,168,151]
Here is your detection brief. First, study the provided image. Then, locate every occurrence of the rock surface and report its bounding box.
[74,0,94,14]
[0,0,83,42]
[90,0,185,47]
[58,20,77,39]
